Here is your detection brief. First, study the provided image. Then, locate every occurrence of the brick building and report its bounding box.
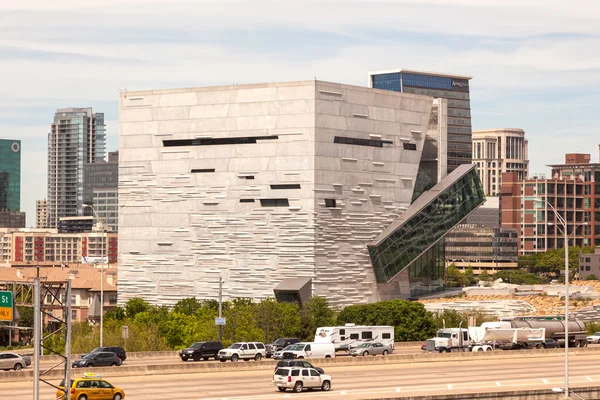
[501,153,599,255]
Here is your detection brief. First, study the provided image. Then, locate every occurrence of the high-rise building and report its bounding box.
[369,69,472,177]
[47,108,106,229]
[0,139,21,211]
[501,153,600,255]
[118,80,484,307]
[36,199,48,228]
[473,128,529,196]
[84,154,118,232]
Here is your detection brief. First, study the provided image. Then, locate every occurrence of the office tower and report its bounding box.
[36,199,48,228]
[84,154,118,232]
[369,69,472,179]
[47,108,106,229]
[473,128,529,196]
[118,80,484,307]
[502,153,600,255]
[0,139,21,211]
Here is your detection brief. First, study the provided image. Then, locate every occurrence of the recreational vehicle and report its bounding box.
[313,324,394,351]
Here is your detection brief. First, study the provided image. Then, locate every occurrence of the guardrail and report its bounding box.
[4,345,600,383]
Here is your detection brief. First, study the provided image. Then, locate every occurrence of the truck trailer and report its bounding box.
[500,316,587,348]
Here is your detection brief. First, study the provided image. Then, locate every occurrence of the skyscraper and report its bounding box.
[47,108,106,229]
[369,69,473,177]
[0,139,21,211]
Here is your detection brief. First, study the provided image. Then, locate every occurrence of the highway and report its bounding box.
[4,352,600,399]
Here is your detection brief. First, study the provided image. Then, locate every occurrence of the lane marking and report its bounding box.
[495,382,501,386]
[586,376,594,382]
[396,387,401,392]
[542,379,549,384]
[340,391,347,395]
[447,384,453,389]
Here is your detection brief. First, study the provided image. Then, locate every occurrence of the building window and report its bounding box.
[191,168,215,173]
[270,184,301,190]
[260,199,289,207]
[163,136,278,146]
[586,266,591,271]
[71,295,76,305]
[334,136,392,148]
[586,257,591,262]
[109,295,117,304]
[403,143,417,151]
[325,199,337,208]
[72,310,77,320]
[239,199,255,203]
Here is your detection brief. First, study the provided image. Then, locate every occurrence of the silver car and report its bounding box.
[0,352,29,371]
[350,342,393,357]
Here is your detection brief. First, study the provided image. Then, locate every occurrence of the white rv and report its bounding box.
[314,324,394,351]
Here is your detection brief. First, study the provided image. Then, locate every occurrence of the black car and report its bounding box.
[179,341,224,361]
[72,352,122,368]
[86,346,127,362]
[266,338,301,358]
[533,339,559,349]
[275,359,324,374]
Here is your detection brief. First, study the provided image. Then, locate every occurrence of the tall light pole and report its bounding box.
[536,199,588,399]
[83,203,105,347]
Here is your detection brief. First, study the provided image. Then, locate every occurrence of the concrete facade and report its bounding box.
[118,80,436,307]
[36,199,47,228]
[473,128,529,196]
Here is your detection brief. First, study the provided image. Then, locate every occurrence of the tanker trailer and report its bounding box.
[500,316,587,347]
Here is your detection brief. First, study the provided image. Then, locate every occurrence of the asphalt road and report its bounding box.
[4,352,600,399]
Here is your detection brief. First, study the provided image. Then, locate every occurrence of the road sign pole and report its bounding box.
[64,281,72,396]
[218,279,223,343]
[33,278,40,400]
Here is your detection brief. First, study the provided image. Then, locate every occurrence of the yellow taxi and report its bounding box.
[56,372,126,400]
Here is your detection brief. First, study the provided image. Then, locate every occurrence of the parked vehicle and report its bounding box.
[350,342,393,356]
[273,345,295,360]
[72,352,122,368]
[273,367,332,393]
[217,342,266,362]
[501,316,587,347]
[281,342,335,359]
[314,324,394,351]
[587,332,600,344]
[84,346,127,362]
[0,352,28,371]
[57,372,125,400]
[275,359,324,375]
[265,338,300,358]
[179,341,223,361]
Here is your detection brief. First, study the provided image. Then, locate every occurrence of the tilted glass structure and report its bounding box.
[368,164,485,297]
[0,139,21,211]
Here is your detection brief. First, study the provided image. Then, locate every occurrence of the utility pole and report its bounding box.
[33,278,40,400]
[218,279,223,343]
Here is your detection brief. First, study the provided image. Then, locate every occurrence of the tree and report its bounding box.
[124,297,150,318]
[299,297,335,341]
[256,298,301,343]
[464,267,476,286]
[173,297,203,316]
[585,274,598,280]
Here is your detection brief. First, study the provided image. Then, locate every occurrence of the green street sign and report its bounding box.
[0,291,13,321]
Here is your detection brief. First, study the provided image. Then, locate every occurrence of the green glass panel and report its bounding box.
[0,140,21,211]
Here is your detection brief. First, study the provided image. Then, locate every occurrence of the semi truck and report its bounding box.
[425,322,546,353]
[500,316,588,348]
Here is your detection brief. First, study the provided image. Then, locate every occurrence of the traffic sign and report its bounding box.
[215,317,226,326]
[0,291,13,322]
[122,325,129,339]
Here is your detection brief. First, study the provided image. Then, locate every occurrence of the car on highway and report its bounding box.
[350,342,393,357]
[265,338,300,358]
[57,372,126,400]
[275,359,324,374]
[83,346,127,362]
[273,345,295,360]
[0,352,30,371]
[72,352,122,368]
[273,366,332,393]
[217,342,266,362]
[179,341,223,361]
[532,339,559,349]
[587,332,600,344]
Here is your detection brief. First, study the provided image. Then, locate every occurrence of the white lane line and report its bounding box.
[447,384,453,389]
[495,382,501,386]
[396,387,401,392]
[339,391,347,395]
[542,379,549,384]
[586,376,594,382]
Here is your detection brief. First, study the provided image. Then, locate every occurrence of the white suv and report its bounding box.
[273,366,332,393]
[217,342,266,362]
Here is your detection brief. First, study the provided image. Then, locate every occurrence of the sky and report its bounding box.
[1,0,600,226]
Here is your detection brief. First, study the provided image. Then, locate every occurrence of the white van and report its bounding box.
[281,342,335,359]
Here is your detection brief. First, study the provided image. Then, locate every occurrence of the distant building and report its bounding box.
[579,247,600,279]
[369,69,473,177]
[501,152,600,255]
[83,153,118,232]
[0,139,21,212]
[0,228,117,265]
[472,128,529,196]
[36,199,48,228]
[0,212,25,228]
[58,216,94,233]
[47,108,106,229]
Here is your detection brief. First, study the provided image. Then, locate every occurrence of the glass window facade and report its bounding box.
[0,139,21,211]
[368,167,485,297]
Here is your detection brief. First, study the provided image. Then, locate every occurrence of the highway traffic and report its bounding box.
[4,351,600,399]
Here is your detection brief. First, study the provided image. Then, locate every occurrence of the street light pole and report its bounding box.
[537,200,587,399]
[83,203,105,347]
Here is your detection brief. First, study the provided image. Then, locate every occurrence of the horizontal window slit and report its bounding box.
[270,184,301,190]
[260,199,289,207]
[403,143,417,151]
[334,136,392,148]
[191,168,215,173]
[163,136,278,147]
[239,199,255,203]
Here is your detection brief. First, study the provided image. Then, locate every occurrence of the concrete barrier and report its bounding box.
[370,386,600,400]
[6,346,600,383]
